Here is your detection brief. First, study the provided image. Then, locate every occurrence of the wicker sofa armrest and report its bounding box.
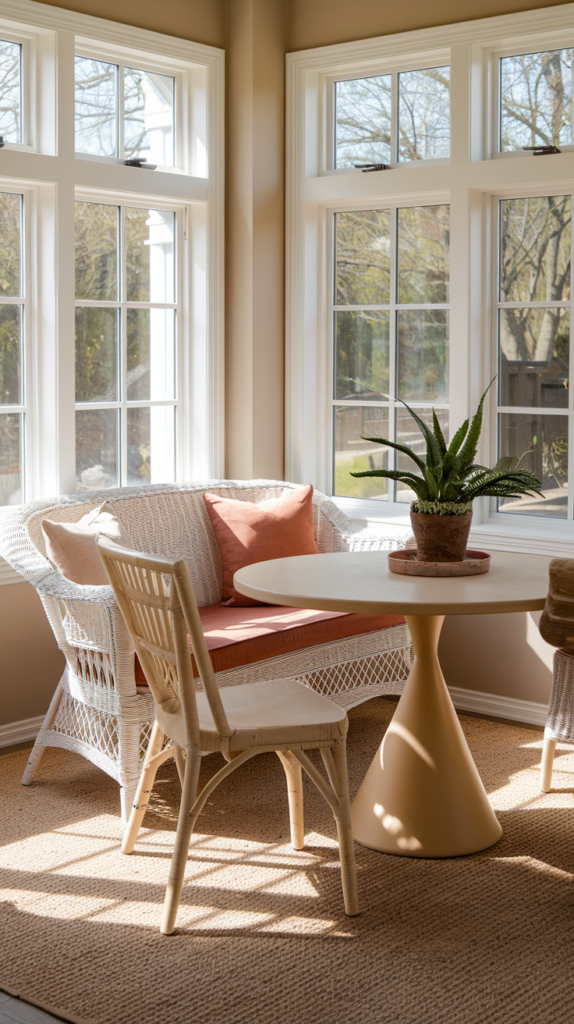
[540,557,574,651]
[339,524,415,552]
[311,490,413,552]
[0,499,117,606]
[0,501,136,701]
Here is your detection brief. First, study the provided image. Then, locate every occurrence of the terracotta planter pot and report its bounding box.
[410,509,473,563]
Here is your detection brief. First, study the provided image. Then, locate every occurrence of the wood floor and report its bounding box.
[0,993,61,1024]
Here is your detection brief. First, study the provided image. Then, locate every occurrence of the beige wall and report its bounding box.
[0,584,64,727]
[288,0,574,50]
[225,0,287,481]
[36,0,226,48]
[439,612,552,706]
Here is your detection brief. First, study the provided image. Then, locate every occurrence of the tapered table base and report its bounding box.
[351,614,503,857]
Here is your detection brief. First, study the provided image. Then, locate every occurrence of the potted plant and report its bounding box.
[350,382,543,562]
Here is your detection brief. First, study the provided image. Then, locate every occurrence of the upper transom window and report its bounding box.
[334,65,450,169]
[75,55,175,166]
[0,39,21,144]
[500,49,574,153]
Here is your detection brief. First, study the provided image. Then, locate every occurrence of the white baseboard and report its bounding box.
[0,689,548,751]
[0,715,44,749]
[448,686,547,727]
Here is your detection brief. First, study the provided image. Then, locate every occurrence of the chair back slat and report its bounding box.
[97,540,233,744]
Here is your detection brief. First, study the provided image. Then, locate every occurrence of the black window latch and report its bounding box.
[522,145,561,155]
[353,163,390,172]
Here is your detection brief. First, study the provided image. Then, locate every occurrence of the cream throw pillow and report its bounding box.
[41,501,133,585]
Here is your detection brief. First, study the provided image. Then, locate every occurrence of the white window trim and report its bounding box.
[0,0,224,583]
[286,1,574,556]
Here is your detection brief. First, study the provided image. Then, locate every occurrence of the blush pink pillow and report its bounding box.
[203,486,319,606]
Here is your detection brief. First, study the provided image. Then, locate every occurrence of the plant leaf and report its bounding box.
[432,410,447,457]
[446,420,469,457]
[350,468,429,500]
[396,397,441,468]
[463,469,544,500]
[424,465,440,499]
[359,435,425,473]
[458,378,496,469]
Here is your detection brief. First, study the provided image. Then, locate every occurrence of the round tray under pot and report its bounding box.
[389,549,491,577]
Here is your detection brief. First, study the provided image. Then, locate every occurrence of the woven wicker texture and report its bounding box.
[1,699,573,1024]
[0,481,413,820]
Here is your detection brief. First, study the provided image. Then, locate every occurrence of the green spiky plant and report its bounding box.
[350,381,544,514]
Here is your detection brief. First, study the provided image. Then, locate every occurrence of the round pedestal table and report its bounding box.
[234,550,550,858]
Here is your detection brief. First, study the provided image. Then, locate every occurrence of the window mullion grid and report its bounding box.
[495,192,573,523]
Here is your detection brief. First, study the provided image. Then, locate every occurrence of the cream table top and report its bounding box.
[234,550,551,617]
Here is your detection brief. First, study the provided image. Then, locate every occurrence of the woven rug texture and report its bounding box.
[1,697,573,1024]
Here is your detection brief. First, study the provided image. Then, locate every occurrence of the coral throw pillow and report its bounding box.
[41,501,133,586]
[203,486,319,606]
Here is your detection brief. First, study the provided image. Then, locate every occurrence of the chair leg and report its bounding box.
[540,737,557,793]
[21,681,64,786]
[161,746,202,936]
[329,741,359,917]
[277,751,305,850]
[122,722,165,854]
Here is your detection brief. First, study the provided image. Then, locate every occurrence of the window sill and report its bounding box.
[332,496,573,557]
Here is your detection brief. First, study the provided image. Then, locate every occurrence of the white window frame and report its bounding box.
[73,188,186,489]
[286,1,574,557]
[0,0,223,561]
[73,39,199,175]
[325,51,452,174]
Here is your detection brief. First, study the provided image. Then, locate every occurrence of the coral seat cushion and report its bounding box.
[134,604,405,685]
[203,485,319,606]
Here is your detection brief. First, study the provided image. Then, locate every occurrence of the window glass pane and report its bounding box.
[396,407,449,503]
[75,308,119,403]
[75,56,118,157]
[498,413,567,518]
[75,202,118,301]
[398,205,450,304]
[0,305,21,405]
[500,196,570,303]
[335,75,391,169]
[398,67,450,161]
[0,192,21,297]
[335,210,391,305]
[76,409,119,491]
[124,67,174,167]
[397,309,449,402]
[127,309,175,401]
[0,40,21,144]
[335,311,389,400]
[0,413,21,505]
[499,308,569,408]
[127,406,176,486]
[333,406,389,499]
[500,50,573,151]
[126,208,175,302]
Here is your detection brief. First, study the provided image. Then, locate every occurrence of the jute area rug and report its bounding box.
[1,697,574,1024]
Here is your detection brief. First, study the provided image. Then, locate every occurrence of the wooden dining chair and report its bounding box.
[97,539,359,934]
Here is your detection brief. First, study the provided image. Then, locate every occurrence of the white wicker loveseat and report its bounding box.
[0,479,413,821]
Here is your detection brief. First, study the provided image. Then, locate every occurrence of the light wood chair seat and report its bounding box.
[97,539,359,934]
[158,677,348,753]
